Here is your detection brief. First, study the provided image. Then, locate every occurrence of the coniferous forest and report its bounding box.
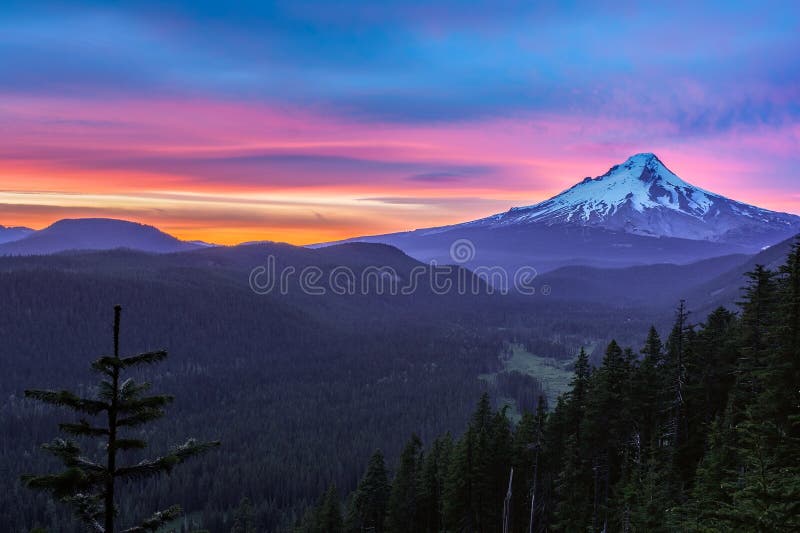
[1,245,661,532]
[5,239,799,532]
[300,242,800,532]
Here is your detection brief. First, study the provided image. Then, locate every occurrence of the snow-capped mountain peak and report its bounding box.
[471,153,800,243]
[512,152,713,222]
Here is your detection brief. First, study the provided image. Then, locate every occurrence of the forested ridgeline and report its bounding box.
[301,242,800,532]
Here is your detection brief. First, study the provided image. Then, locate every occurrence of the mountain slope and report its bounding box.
[0,218,204,256]
[537,253,751,308]
[340,224,754,273]
[533,233,799,315]
[469,153,799,246]
[329,153,800,272]
[687,233,799,316]
[0,224,34,244]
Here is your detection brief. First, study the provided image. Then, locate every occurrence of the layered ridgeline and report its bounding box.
[302,240,800,533]
[0,218,206,255]
[0,224,33,244]
[332,153,800,271]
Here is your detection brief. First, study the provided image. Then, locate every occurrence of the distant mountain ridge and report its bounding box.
[0,224,34,245]
[0,218,204,256]
[327,153,800,272]
[536,253,751,308]
[3,155,798,269]
[460,153,799,246]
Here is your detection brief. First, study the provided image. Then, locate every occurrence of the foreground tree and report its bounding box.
[22,305,220,533]
[386,434,424,532]
[298,484,344,533]
[231,497,257,533]
[345,449,391,532]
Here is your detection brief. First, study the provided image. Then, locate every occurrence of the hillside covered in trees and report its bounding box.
[1,244,659,532]
[301,241,800,532]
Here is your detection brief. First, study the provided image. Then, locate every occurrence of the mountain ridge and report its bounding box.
[0,218,205,256]
[323,153,800,272]
[0,224,35,245]
[441,153,800,245]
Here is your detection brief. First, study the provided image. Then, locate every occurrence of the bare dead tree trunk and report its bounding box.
[502,467,513,533]
[528,448,539,533]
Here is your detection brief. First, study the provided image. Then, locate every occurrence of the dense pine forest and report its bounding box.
[5,242,797,531]
[1,245,661,532]
[300,242,800,532]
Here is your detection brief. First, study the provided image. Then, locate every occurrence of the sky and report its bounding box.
[1,1,798,244]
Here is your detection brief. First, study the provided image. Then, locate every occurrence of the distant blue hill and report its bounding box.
[0,218,205,256]
[0,224,34,245]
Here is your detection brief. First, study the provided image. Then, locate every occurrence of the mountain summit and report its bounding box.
[468,153,800,243]
[0,218,205,256]
[329,153,800,272]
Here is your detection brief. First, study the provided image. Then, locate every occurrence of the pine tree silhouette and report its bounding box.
[22,305,220,532]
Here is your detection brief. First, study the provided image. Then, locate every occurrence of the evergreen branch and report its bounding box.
[119,379,152,400]
[112,438,147,452]
[120,350,168,368]
[72,458,107,474]
[93,355,123,371]
[59,419,109,437]
[117,408,166,428]
[113,460,172,481]
[171,438,221,461]
[41,438,81,461]
[120,505,182,533]
[93,351,168,372]
[118,394,174,414]
[39,438,106,473]
[115,439,220,480]
[24,389,108,414]
[91,356,116,376]
[98,380,115,401]
[66,493,105,533]
[21,468,93,499]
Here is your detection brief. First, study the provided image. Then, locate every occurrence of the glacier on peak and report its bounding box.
[462,153,800,242]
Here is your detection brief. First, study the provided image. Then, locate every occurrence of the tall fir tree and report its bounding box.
[637,326,664,450]
[489,406,514,530]
[583,340,635,532]
[386,434,423,533]
[345,450,391,533]
[511,397,548,533]
[443,393,506,532]
[660,300,694,518]
[735,265,777,410]
[725,251,800,532]
[417,435,452,533]
[22,305,219,533]
[299,484,345,533]
[230,497,256,533]
[552,348,593,532]
[767,241,800,452]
